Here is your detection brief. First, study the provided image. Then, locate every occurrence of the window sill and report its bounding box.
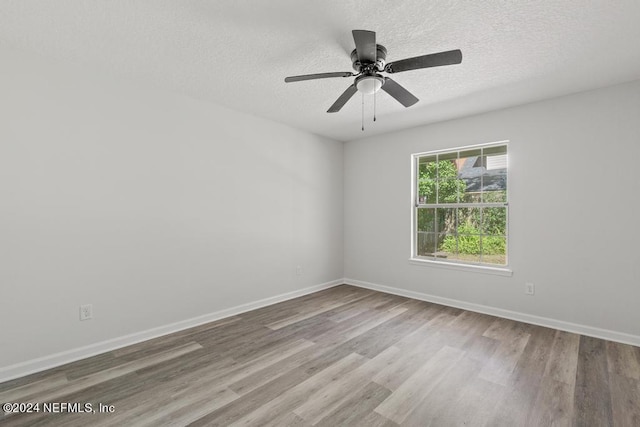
[408,258,513,276]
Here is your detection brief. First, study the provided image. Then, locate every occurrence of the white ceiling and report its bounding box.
[2,1,640,142]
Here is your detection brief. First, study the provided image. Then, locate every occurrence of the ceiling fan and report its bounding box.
[284,30,462,114]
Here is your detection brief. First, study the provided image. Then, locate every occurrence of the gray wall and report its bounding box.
[0,47,344,370]
[344,80,640,338]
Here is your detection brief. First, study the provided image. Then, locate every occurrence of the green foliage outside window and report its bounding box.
[418,160,465,204]
[417,160,466,234]
[440,224,506,255]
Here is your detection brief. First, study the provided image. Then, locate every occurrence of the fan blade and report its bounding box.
[385,49,462,74]
[327,84,358,113]
[285,72,353,83]
[352,30,377,64]
[381,77,419,107]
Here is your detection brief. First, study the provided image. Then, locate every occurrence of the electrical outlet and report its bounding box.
[296,266,303,276]
[525,282,535,295]
[80,304,93,321]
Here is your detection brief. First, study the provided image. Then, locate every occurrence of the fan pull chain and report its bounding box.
[361,93,365,131]
[373,90,377,122]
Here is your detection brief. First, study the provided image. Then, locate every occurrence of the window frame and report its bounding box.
[410,141,512,276]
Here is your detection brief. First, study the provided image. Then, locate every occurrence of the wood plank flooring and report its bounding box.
[1,285,639,426]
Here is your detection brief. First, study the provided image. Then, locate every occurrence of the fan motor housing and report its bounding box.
[351,44,387,72]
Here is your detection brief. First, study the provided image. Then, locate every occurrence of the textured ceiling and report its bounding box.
[2,1,640,141]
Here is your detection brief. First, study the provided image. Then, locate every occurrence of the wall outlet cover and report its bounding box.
[525,282,535,295]
[80,304,93,321]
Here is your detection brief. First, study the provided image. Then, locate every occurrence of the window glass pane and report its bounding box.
[419,155,437,165]
[449,252,481,264]
[480,146,507,199]
[461,191,482,203]
[458,149,482,170]
[417,183,436,204]
[483,189,507,203]
[455,232,482,263]
[483,145,507,156]
[437,179,462,203]
[481,207,507,235]
[481,236,507,265]
[480,155,507,201]
[437,233,455,258]
[458,149,482,201]
[437,153,458,181]
[439,152,458,161]
[417,232,437,257]
[435,208,456,234]
[417,208,436,232]
[418,156,437,204]
[485,154,507,170]
[458,207,481,232]
[449,254,481,264]
[448,234,481,264]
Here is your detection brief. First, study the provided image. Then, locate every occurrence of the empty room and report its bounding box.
[1,1,640,426]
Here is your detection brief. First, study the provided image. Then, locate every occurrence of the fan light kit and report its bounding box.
[355,75,383,94]
[285,30,462,130]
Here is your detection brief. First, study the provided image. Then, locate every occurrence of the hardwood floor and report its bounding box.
[1,285,639,426]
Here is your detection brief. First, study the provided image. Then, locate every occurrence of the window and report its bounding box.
[412,142,508,268]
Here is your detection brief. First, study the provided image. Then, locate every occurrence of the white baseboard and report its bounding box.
[344,277,640,347]
[0,279,344,383]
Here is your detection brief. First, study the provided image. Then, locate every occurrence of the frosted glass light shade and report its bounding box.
[356,76,383,94]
